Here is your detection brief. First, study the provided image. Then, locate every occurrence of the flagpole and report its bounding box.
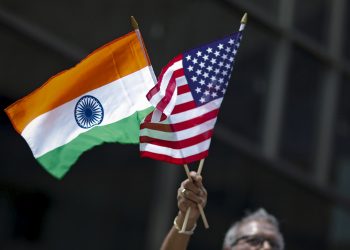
[239,12,248,31]
[180,12,248,232]
[130,16,157,83]
[196,159,209,229]
[180,159,209,232]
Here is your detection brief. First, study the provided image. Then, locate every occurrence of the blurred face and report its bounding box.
[230,220,282,250]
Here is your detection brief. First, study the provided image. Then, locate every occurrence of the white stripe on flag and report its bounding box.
[147,60,182,107]
[176,76,187,86]
[164,98,222,124]
[140,118,217,141]
[22,66,155,158]
[140,139,211,158]
[176,92,194,105]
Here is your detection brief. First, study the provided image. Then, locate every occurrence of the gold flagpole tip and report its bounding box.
[241,13,248,24]
[130,16,139,30]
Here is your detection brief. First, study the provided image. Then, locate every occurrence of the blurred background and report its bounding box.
[0,0,349,249]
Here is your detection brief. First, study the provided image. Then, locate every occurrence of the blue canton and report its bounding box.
[183,32,242,106]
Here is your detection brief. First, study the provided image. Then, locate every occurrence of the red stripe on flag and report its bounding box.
[146,54,182,101]
[177,84,191,95]
[155,68,185,113]
[140,150,209,165]
[172,101,197,114]
[140,108,219,132]
[140,130,213,149]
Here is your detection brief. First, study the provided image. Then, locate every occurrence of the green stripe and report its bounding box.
[37,107,153,179]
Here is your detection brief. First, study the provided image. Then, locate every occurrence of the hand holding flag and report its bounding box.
[140,13,248,230]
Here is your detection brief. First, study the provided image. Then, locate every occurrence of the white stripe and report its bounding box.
[176,92,193,105]
[161,98,222,124]
[22,66,155,158]
[176,76,187,86]
[151,109,162,122]
[159,85,177,118]
[148,60,182,106]
[140,118,217,141]
[140,139,211,158]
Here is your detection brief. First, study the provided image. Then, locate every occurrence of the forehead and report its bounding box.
[237,220,279,238]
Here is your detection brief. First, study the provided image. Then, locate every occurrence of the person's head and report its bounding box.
[223,208,284,250]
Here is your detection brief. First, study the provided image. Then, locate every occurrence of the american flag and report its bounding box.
[140,30,243,164]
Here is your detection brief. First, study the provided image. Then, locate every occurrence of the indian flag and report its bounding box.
[5,31,156,179]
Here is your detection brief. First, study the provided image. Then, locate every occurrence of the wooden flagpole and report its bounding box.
[130,16,157,82]
[181,159,209,232]
[180,12,248,232]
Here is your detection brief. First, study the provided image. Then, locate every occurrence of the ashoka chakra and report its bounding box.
[74,95,104,129]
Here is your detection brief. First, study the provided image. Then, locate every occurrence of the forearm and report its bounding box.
[160,213,198,250]
[160,226,191,250]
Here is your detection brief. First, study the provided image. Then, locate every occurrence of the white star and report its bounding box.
[214,68,220,74]
[199,62,205,68]
[199,97,206,103]
[214,51,220,57]
[206,65,213,71]
[186,55,191,61]
[218,78,224,84]
[210,76,216,81]
[192,58,198,64]
[225,47,231,53]
[206,47,213,53]
[229,57,234,62]
[204,90,210,96]
[191,76,197,82]
[199,79,205,85]
[233,49,237,55]
[187,65,194,71]
[215,85,220,90]
[222,70,228,76]
[210,58,217,64]
[211,92,218,98]
[195,87,201,93]
[221,88,226,94]
[203,72,209,78]
[218,62,224,67]
[207,83,213,88]
[225,63,231,69]
[228,39,234,45]
[218,43,224,50]
[196,51,202,57]
[222,54,228,60]
[196,69,202,75]
[203,55,209,61]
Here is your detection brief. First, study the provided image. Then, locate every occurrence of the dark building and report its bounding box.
[0,0,349,249]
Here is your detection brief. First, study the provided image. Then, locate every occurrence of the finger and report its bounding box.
[178,198,197,212]
[182,189,203,204]
[190,172,202,183]
[181,182,201,194]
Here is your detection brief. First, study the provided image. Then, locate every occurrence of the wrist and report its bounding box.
[177,211,199,230]
[174,215,197,235]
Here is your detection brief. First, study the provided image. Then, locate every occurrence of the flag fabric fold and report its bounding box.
[140,31,243,164]
[5,31,156,178]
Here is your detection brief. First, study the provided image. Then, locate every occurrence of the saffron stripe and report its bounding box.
[5,31,149,133]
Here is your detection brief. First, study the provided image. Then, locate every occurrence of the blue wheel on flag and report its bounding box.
[74,95,104,129]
